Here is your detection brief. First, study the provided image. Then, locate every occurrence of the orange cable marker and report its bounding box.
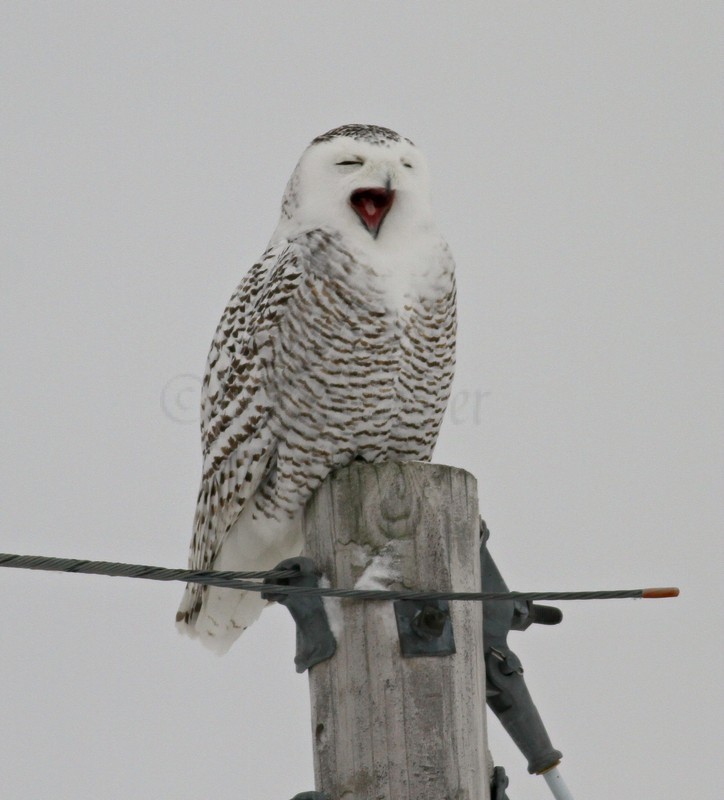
[642,587,680,598]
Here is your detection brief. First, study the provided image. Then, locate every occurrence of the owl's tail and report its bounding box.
[176,582,268,655]
[175,503,304,655]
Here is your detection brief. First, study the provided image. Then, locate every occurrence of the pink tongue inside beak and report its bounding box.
[350,187,395,237]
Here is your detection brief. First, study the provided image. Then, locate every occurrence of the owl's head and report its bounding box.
[274,125,435,245]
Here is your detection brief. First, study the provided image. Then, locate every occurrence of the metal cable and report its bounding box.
[0,552,678,602]
[0,553,298,582]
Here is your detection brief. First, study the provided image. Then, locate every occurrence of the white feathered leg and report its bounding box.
[188,507,303,654]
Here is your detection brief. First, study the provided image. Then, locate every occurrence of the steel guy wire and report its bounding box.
[0,552,679,602]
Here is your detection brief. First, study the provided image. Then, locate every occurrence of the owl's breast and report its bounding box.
[268,266,399,426]
[268,256,455,462]
[259,230,453,457]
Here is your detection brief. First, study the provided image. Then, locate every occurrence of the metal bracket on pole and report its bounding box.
[289,793,331,800]
[481,519,564,776]
[491,765,511,800]
[262,557,336,674]
[394,598,456,657]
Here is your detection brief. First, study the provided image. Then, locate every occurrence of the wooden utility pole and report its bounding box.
[302,461,490,800]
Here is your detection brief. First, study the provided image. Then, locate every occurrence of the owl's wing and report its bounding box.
[177,240,304,623]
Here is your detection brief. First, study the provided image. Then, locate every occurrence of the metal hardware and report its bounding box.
[491,765,511,800]
[394,598,456,657]
[263,557,336,673]
[481,519,564,776]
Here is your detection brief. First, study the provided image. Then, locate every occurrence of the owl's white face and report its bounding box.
[273,129,436,247]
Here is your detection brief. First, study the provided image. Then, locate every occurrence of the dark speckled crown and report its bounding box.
[311,124,414,147]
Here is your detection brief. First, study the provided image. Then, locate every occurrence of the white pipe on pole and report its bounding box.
[542,766,575,800]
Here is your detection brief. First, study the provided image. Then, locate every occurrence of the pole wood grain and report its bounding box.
[303,461,489,800]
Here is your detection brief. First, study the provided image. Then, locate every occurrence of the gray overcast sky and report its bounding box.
[1,3,721,798]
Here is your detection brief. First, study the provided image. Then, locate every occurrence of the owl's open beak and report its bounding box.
[350,187,395,238]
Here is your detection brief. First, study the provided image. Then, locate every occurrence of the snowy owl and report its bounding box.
[176,124,456,653]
